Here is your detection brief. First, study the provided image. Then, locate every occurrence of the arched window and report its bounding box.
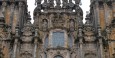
[54,55,63,58]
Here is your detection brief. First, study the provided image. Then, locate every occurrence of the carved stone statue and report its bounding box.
[42,19,48,31]
[75,4,83,16]
[55,0,61,8]
[69,19,75,31]
[62,0,68,8]
[48,0,54,8]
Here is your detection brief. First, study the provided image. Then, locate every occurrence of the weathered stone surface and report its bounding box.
[0,0,115,58]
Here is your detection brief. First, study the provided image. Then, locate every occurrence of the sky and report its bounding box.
[27,0,90,23]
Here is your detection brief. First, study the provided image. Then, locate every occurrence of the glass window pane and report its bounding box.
[44,37,48,48]
[52,32,64,47]
[68,35,73,48]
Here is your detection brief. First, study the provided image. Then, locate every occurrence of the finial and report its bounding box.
[24,12,32,27]
[85,12,91,26]
[48,0,54,8]
[97,25,102,37]
[55,0,61,8]
[15,25,19,37]
[34,27,39,37]
[27,11,31,21]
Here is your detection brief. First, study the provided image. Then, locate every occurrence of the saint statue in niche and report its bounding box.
[69,19,75,31]
[42,19,48,31]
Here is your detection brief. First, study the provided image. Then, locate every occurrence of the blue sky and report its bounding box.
[27,0,90,23]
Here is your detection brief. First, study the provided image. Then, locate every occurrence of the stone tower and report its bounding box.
[0,0,28,58]
[90,0,115,58]
[0,0,114,58]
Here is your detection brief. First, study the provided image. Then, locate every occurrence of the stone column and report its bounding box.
[79,38,83,58]
[33,28,39,58]
[98,26,104,58]
[33,38,38,58]
[19,2,24,29]
[10,3,15,26]
[78,26,84,58]
[13,27,19,58]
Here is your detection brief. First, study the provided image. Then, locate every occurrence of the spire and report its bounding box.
[21,12,33,42]
[85,11,92,27]
[23,12,33,33]
[26,12,32,26]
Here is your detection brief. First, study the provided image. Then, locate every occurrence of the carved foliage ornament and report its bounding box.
[52,13,65,28]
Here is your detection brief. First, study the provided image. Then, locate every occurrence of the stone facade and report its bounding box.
[0,0,115,58]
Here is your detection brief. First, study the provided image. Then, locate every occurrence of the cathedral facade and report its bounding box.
[0,0,115,58]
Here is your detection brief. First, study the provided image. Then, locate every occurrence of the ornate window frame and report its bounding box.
[49,29,68,48]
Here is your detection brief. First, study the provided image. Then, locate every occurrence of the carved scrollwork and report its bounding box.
[52,13,65,28]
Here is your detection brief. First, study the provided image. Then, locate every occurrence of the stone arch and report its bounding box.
[84,52,97,58]
[52,51,65,58]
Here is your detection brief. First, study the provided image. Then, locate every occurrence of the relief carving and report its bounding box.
[83,17,95,42]
[69,19,75,32]
[52,13,65,28]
